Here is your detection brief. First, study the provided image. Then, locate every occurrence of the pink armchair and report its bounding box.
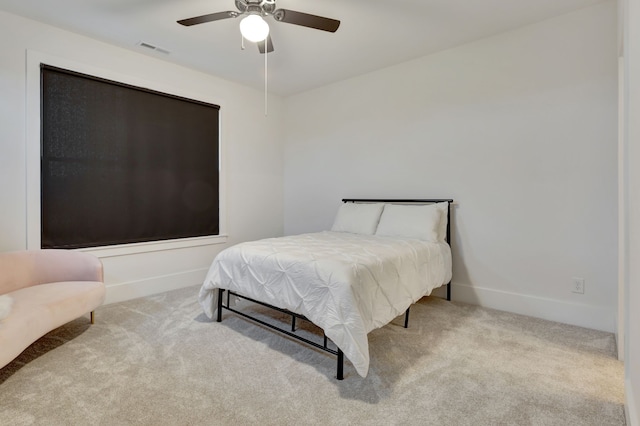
[0,250,105,369]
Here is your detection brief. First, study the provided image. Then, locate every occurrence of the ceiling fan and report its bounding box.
[177,0,340,54]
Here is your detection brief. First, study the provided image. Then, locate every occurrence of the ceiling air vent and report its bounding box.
[136,41,170,55]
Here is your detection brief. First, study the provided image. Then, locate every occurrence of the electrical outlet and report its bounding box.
[572,277,585,294]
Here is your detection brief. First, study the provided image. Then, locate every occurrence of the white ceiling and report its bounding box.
[0,0,606,96]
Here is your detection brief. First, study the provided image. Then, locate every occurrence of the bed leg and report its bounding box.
[447,282,451,301]
[404,308,410,328]
[216,288,224,322]
[336,349,344,380]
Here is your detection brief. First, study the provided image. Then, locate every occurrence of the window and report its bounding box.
[40,65,220,249]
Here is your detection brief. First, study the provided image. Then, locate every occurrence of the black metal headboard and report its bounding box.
[342,198,454,300]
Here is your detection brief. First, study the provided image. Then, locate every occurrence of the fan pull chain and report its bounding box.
[241,34,245,50]
[264,41,268,116]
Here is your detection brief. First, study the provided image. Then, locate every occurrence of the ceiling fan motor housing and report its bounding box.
[235,0,276,16]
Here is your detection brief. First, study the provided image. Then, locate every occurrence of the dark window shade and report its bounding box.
[41,65,220,249]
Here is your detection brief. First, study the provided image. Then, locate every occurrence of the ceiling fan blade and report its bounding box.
[273,9,340,33]
[257,35,274,54]
[177,11,239,27]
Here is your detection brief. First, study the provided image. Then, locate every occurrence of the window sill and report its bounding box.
[76,234,228,258]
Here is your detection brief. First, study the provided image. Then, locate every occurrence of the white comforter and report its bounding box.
[199,231,452,377]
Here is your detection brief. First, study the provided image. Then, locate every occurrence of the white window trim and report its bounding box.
[25,50,227,256]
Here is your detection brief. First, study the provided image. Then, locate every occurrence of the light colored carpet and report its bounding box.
[0,285,624,425]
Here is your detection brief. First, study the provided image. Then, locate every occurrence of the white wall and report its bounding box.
[0,10,284,303]
[623,0,640,422]
[283,2,618,332]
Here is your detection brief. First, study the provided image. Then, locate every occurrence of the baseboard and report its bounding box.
[104,268,208,305]
[103,274,614,331]
[451,283,615,333]
[628,378,639,426]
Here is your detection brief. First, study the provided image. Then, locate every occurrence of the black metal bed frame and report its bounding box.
[215,198,454,380]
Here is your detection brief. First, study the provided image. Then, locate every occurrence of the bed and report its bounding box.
[199,199,453,379]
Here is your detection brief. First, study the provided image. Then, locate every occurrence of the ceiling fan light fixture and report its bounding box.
[240,15,270,42]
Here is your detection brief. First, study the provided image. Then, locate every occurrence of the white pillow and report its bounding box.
[331,203,384,235]
[375,204,441,242]
[0,295,13,322]
[434,202,449,242]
